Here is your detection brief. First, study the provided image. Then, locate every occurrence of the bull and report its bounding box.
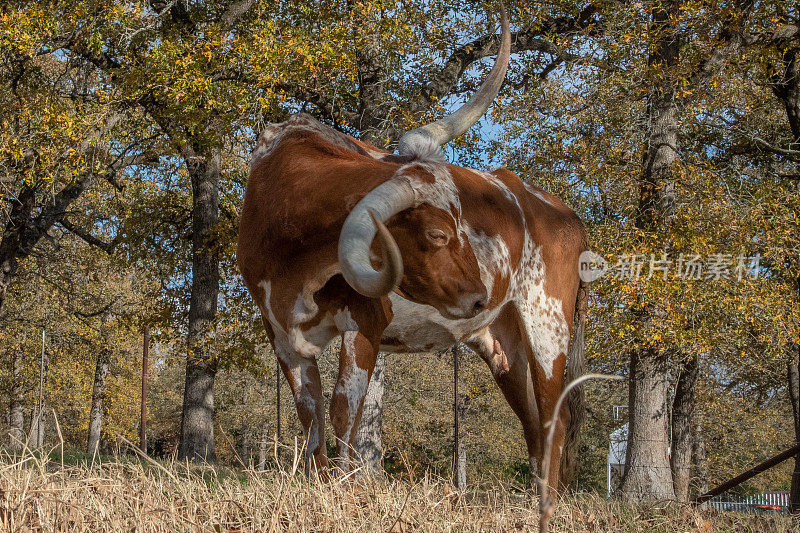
[237,5,588,491]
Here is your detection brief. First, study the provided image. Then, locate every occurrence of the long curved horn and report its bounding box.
[338,179,417,298]
[397,3,511,157]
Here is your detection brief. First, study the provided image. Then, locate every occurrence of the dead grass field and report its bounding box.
[0,447,795,532]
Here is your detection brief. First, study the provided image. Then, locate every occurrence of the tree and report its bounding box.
[0,2,166,315]
[788,355,800,511]
[7,342,25,451]
[620,0,681,502]
[762,24,800,512]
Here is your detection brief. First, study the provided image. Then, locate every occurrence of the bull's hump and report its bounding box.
[253,114,395,167]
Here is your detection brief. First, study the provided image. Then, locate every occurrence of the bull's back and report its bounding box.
[237,131,399,286]
[490,168,587,250]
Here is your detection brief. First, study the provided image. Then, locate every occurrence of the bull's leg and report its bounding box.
[469,301,572,493]
[527,333,569,494]
[518,295,573,495]
[274,341,328,475]
[329,296,389,472]
[467,304,544,486]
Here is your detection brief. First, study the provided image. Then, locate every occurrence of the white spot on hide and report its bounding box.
[511,234,570,380]
[335,331,369,453]
[524,182,554,207]
[399,161,462,224]
[289,327,319,358]
[258,280,286,335]
[333,308,358,331]
[289,292,323,357]
[383,293,503,353]
[475,170,522,212]
[463,223,512,297]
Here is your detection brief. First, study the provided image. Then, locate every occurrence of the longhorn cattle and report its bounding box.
[237,6,588,491]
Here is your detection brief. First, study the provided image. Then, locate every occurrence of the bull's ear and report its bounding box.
[426,228,449,247]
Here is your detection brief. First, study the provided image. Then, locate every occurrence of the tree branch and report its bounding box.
[744,23,800,47]
[398,4,604,137]
[409,28,594,117]
[23,172,101,256]
[74,298,118,319]
[59,218,118,254]
[686,0,755,93]
[274,81,360,126]
[220,0,256,29]
[704,122,800,160]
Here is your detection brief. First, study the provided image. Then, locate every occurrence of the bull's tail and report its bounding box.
[558,278,588,490]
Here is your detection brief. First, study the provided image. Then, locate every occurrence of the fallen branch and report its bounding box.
[693,442,800,504]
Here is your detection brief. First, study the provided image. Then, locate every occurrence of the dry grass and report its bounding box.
[0,445,795,532]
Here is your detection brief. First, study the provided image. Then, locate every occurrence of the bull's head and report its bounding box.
[338,4,510,319]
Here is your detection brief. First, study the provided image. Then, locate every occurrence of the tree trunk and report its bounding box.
[0,186,35,314]
[8,349,25,451]
[8,400,24,451]
[354,353,384,472]
[453,347,466,489]
[178,147,220,462]
[241,429,251,467]
[87,346,111,455]
[621,348,675,501]
[454,437,466,490]
[671,354,698,502]
[621,0,680,503]
[140,327,149,453]
[0,271,13,316]
[27,338,48,449]
[258,420,270,470]
[770,46,800,141]
[770,42,800,515]
[692,417,708,500]
[789,340,800,513]
[355,15,393,148]
[240,385,251,467]
[27,407,45,448]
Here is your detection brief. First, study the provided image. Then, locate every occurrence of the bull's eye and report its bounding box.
[426,228,449,247]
